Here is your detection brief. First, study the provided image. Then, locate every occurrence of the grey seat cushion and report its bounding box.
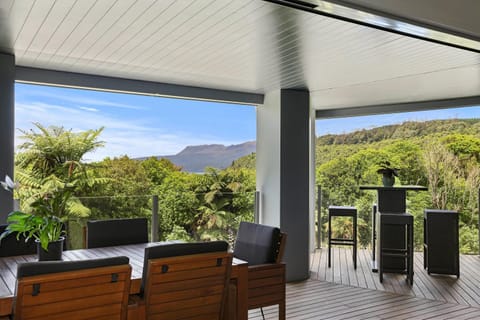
[140,241,229,295]
[233,221,281,266]
[17,256,130,278]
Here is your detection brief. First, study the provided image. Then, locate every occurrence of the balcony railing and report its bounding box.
[68,191,256,249]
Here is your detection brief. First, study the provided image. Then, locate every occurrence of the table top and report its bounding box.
[359,185,428,191]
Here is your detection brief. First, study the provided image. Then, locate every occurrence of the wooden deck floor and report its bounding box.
[311,248,480,307]
[248,248,480,319]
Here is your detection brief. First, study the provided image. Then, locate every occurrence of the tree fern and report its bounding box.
[15,123,106,221]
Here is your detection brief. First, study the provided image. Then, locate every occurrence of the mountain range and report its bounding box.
[148,141,256,172]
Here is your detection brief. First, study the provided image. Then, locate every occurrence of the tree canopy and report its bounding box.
[13,118,480,253]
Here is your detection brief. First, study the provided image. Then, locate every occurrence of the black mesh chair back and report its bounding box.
[0,224,37,257]
[87,217,148,248]
[233,221,282,265]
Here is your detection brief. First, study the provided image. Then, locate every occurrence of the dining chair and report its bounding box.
[140,241,232,320]
[233,221,287,320]
[0,224,37,257]
[14,256,132,320]
[86,217,148,248]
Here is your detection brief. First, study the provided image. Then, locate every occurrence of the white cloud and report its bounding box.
[16,102,151,132]
[18,89,144,110]
[79,106,99,112]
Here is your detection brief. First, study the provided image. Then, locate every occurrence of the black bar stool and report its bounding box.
[423,209,459,277]
[328,205,357,269]
[379,213,414,285]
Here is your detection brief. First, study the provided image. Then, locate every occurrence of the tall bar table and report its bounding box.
[360,185,428,272]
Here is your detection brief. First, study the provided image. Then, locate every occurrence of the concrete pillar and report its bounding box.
[0,53,15,222]
[257,89,312,281]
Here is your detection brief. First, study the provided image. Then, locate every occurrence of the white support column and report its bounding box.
[257,89,311,281]
[257,90,281,227]
[0,53,15,222]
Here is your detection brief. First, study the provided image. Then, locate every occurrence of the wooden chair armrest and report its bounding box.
[248,263,286,283]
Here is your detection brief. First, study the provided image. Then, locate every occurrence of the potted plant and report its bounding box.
[376,161,399,187]
[1,184,71,261]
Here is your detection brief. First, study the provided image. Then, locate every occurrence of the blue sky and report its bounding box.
[15,83,256,161]
[15,83,479,161]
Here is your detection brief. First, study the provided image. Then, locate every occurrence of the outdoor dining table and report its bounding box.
[0,241,248,319]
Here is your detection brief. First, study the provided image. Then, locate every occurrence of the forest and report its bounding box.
[11,118,480,253]
[316,118,480,253]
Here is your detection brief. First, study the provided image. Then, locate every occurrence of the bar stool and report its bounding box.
[328,205,357,269]
[423,209,459,277]
[379,213,414,285]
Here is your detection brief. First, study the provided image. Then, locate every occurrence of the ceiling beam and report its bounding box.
[316,96,480,119]
[15,66,264,106]
[264,0,480,53]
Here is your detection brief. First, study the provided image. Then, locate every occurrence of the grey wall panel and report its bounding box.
[0,53,15,221]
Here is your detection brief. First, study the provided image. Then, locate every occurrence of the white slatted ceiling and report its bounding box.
[1,0,479,109]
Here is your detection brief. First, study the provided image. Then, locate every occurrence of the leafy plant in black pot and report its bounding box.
[0,185,71,261]
[376,161,399,187]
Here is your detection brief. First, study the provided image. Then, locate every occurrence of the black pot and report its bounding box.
[382,175,395,187]
[36,236,65,261]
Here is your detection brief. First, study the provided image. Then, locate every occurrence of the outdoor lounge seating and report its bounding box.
[14,256,131,319]
[138,241,232,319]
[233,221,287,320]
[86,218,149,248]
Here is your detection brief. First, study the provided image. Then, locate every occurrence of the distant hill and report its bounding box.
[317,119,480,145]
[230,119,480,170]
[144,141,256,172]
